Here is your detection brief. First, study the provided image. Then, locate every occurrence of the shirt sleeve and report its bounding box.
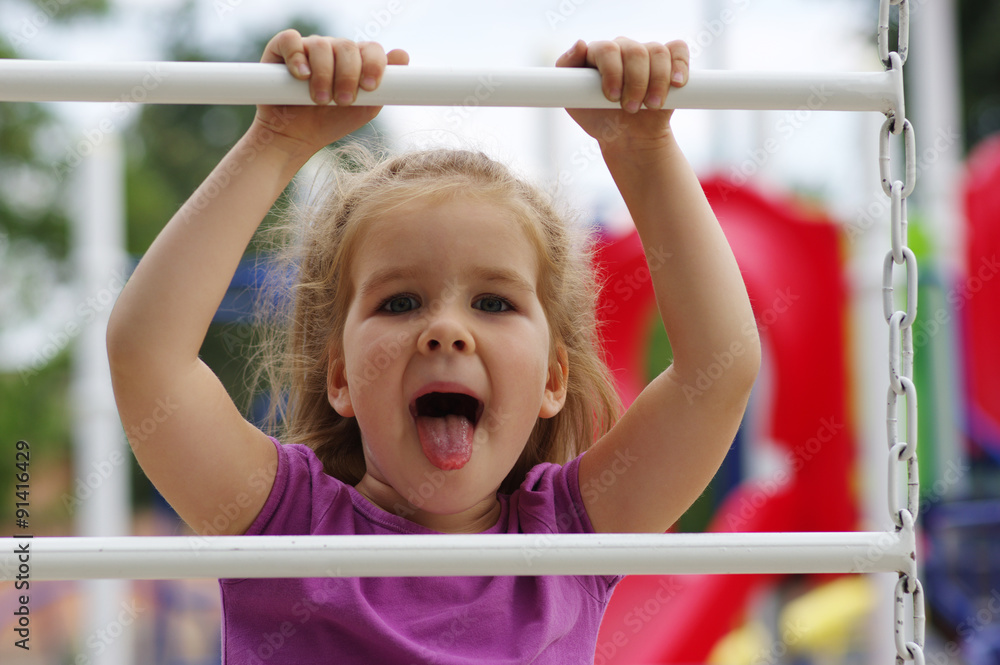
[511,453,624,598]
[244,438,347,537]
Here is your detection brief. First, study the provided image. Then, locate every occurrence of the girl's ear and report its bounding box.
[539,344,569,419]
[327,350,355,417]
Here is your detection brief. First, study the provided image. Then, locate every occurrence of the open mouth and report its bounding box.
[409,391,484,471]
[411,392,484,426]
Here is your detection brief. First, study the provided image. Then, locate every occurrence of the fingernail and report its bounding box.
[315,90,330,104]
[297,63,311,77]
[625,100,640,114]
[646,95,662,109]
[672,71,685,85]
[610,87,622,102]
[337,91,354,105]
[361,76,377,90]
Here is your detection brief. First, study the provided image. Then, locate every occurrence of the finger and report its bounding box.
[358,42,388,91]
[555,39,587,68]
[644,42,671,109]
[331,39,363,105]
[585,40,623,102]
[667,39,690,87]
[262,29,311,78]
[387,48,410,66]
[303,35,334,105]
[616,37,649,114]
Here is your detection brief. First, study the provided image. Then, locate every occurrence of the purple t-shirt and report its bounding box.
[219,439,621,664]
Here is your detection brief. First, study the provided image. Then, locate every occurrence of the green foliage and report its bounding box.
[958,0,1000,147]
[26,0,109,21]
[0,351,72,524]
[0,39,70,258]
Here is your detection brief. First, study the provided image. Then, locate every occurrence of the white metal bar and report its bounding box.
[0,60,900,114]
[1,531,914,581]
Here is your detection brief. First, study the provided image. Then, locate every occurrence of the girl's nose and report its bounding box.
[418,310,475,355]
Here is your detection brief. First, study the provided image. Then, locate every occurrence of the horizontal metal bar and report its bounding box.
[0,60,900,114]
[0,531,914,581]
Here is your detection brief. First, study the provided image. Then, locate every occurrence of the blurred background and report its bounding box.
[1,0,999,663]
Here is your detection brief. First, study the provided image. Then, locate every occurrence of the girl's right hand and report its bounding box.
[254,29,410,155]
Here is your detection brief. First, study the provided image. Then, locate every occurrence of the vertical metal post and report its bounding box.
[908,0,966,498]
[71,130,132,665]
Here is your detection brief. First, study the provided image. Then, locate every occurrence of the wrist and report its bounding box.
[599,129,680,167]
[241,120,318,177]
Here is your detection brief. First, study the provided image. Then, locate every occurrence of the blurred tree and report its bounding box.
[0,0,111,524]
[1,1,386,521]
[958,0,1000,148]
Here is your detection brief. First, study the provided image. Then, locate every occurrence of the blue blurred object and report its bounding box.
[924,499,1000,664]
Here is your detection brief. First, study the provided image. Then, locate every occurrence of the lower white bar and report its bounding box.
[0,531,913,581]
[0,61,900,114]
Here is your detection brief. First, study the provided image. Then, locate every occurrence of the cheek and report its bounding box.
[347,328,408,387]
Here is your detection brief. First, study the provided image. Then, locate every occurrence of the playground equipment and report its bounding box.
[0,1,925,661]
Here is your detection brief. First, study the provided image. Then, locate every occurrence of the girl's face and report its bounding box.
[327,195,567,531]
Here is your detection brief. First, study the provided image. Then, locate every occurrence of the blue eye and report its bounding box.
[474,296,512,313]
[381,295,419,313]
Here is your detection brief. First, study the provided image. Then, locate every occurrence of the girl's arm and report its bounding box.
[107,31,408,535]
[559,39,761,533]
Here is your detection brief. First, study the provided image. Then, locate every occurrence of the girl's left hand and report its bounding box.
[556,38,689,150]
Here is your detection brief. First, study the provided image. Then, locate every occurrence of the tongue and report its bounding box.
[416,415,474,470]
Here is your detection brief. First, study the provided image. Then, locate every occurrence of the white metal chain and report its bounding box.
[877,1,924,663]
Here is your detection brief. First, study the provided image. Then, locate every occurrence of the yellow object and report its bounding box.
[707,620,771,665]
[707,577,876,664]
[780,576,876,654]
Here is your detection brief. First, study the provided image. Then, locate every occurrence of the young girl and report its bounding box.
[107,29,759,664]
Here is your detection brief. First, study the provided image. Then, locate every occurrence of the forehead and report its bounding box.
[351,195,541,283]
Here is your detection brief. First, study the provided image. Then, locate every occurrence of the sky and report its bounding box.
[0,0,884,369]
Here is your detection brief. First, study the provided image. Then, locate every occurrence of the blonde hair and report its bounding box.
[254,144,621,494]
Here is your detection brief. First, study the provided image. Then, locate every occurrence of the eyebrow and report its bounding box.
[357,266,536,298]
[468,267,536,294]
[357,267,423,299]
